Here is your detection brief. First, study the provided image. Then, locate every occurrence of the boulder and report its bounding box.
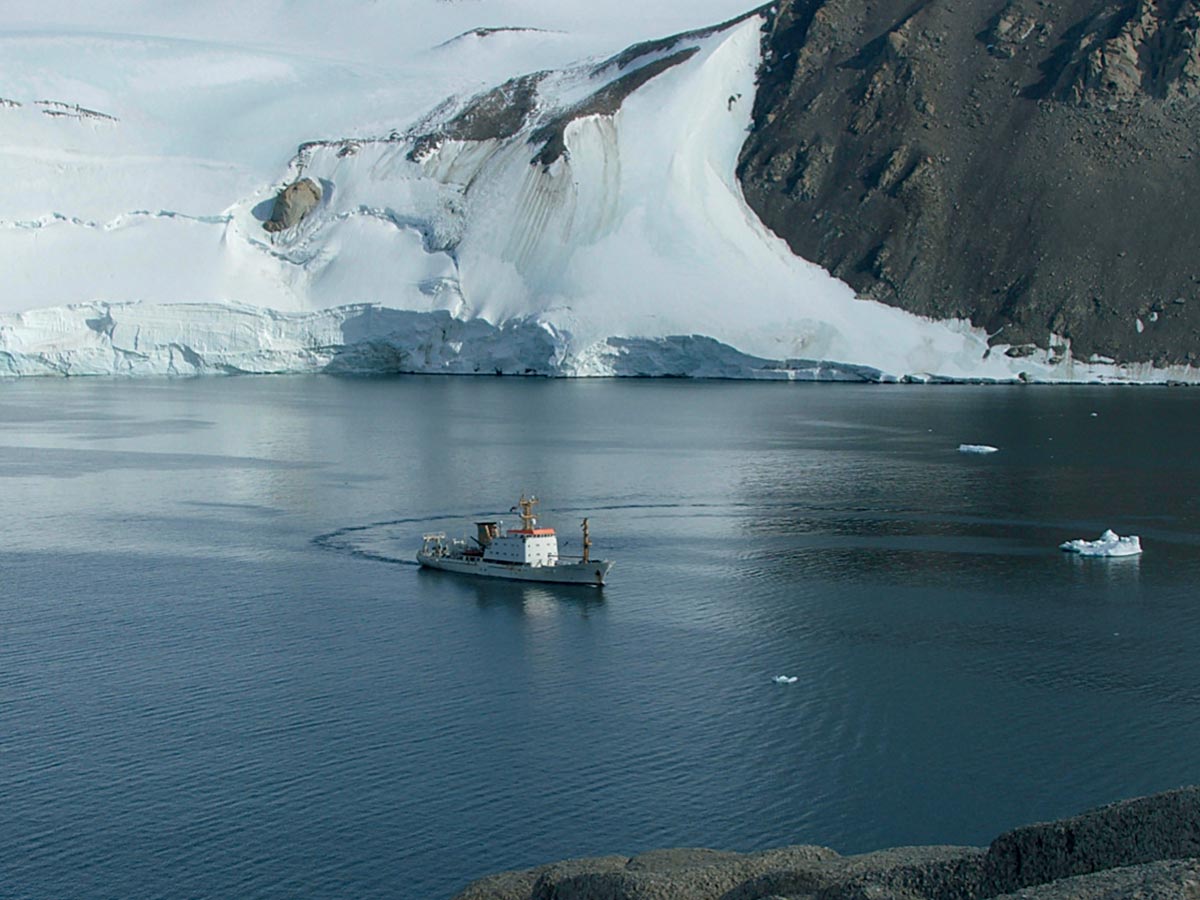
[263,177,322,232]
[988,858,1200,899]
[977,786,1200,895]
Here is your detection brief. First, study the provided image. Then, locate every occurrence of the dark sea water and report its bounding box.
[2,377,1199,899]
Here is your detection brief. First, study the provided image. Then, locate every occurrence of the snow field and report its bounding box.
[2,1,1199,381]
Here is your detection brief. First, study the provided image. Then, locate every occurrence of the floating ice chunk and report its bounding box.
[772,675,798,684]
[1060,529,1143,557]
[958,444,999,454]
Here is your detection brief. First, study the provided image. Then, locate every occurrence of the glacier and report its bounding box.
[1,0,1198,382]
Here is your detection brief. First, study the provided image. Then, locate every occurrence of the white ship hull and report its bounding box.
[417,552,613,586]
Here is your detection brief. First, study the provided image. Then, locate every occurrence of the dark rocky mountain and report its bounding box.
[737,0,1200,366]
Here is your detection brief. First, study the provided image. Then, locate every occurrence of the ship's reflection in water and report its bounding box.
[418,566,606,617]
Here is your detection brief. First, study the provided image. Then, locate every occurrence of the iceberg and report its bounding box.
[1059,530,1143,557]
[772,675,798,684]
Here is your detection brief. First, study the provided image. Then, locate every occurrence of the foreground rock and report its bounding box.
[452,787,1200,899]
[737,0,1200,367]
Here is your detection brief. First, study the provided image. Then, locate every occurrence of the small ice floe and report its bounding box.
[958,444,999,454]
[1060,529,1143,557]
[772,675,799,684]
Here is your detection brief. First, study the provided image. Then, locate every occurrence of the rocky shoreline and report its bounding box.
[451,787,1200,899]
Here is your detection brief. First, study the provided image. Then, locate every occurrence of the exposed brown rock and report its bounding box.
[263,177,322,233]
[528,49,699,166]
[408,72,548,163]
[737,0,1200,366]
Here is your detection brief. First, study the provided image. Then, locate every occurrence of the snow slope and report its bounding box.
[2,1,1197,381]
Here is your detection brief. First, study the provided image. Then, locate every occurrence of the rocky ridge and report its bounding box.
[451,787,1200,899]
[737,0,1200,366]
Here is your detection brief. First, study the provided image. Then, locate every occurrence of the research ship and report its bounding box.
[417,495,613,586]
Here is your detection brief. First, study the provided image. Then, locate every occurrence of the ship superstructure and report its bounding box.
[418,496,613,586]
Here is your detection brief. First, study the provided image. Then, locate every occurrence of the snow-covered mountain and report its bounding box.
[1,0,1196,381]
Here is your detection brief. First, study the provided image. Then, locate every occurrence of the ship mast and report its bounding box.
[581,518,591,563]
[518,494,538,530]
